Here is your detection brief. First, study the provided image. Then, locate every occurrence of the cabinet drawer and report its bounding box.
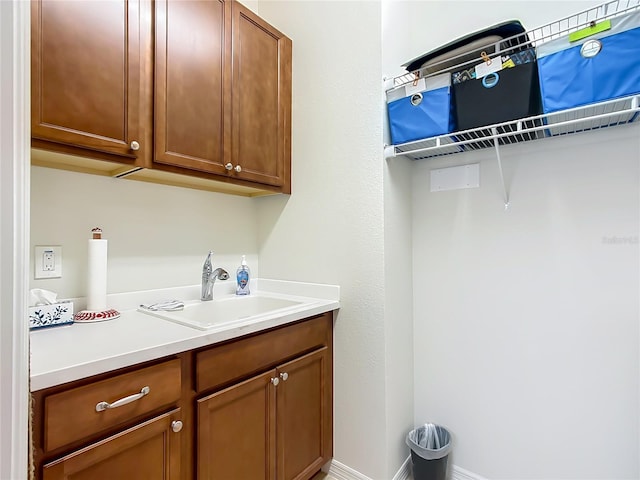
[42,409,182,480]
[196,313,331,392]
[44,359,181,453]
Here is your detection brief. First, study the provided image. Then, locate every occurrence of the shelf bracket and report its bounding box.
[492,128,510,211]
[383,144,396,160]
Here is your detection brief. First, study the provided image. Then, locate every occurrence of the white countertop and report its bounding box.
[30,279,340,392]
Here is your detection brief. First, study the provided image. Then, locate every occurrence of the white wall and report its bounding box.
[384,1,640,478]
[0,1,30,477]
[250,1,401,478]
[383,154,415,477]
[385,3,639,478]
[30,167,259,298]
[412,127,639,479]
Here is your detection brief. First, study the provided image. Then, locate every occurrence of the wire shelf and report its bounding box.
[385,0,640,160]
[386,95,639,161]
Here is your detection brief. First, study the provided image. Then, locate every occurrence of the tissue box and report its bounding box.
[28,301,74,329]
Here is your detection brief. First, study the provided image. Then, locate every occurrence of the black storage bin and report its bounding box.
[402,20,527,75]
[452,49,542,131]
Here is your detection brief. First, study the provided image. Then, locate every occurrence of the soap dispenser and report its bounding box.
[236,255,250,296]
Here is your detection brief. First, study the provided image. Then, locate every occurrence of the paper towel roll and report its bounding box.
[86,239,108,311]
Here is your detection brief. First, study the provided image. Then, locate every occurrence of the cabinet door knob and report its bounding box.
[171,420,183,433]
[225,163,233,171]
[234,164,242,173]
[271,377,280,386]
[130,141,140,151]
[279,372,288,381]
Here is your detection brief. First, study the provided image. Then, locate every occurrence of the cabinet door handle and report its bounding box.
[271,377,280,386]
[95,386,150,412]
[234,164,242,173]
[130,141,140,151]
[279,372,288,381]
[171,420,183,433]
[225,163,233,171]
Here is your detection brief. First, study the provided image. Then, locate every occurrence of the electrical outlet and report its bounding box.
[35,246,62,279]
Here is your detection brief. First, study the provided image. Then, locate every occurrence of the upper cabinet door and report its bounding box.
[31,0,143,160]
[231,3,292,192]
[154,0,231,174]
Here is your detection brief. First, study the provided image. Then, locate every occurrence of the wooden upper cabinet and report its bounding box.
[31,0,145,163]
[31,0,292,195]
[154,0,231,174]
[231,2,292,192]
[155,0,292,193]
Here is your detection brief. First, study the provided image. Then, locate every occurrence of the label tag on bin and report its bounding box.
[474,57,502,79]
[405,78,426,97]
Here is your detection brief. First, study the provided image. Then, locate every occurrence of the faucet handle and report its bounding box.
[203,251,213,274]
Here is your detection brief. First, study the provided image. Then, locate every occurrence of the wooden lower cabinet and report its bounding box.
[197,346,331,480]
[277,348,331,480]
[42,409,182,480]
[32,313,333,480]
[197,369,277,480]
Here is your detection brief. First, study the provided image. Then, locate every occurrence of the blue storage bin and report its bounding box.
[387,73,454,145]
[537,11,640,113]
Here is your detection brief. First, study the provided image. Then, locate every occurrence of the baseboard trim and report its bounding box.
[452,465,488,480]
[391,456,411,480]
[327,458,486,480]
[327,459,373,480]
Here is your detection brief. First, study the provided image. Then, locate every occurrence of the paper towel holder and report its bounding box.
[73,227,121,323]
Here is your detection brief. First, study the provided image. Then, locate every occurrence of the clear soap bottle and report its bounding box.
[236,255,250,295]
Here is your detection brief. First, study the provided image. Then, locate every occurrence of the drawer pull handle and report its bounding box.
[95,386,150,412]
[280,372,289,381]
[271,377,280,386]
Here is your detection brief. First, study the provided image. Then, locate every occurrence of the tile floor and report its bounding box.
[311,472,331,480]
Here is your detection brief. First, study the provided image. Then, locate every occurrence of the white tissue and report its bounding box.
[29,288,58,306]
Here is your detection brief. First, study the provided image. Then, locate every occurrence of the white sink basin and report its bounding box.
[138,295,307,330]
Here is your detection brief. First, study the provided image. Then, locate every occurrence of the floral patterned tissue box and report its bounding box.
[28,302,74,329]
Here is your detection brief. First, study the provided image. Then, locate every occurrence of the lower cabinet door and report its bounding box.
[42,409,182,480]
[197,369,277,480]
[277,347,331,480]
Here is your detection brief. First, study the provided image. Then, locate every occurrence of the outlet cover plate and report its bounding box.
[35,246,62,279]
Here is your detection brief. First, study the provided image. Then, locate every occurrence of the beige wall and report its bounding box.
[30,167,259,297]
[252,1,398,478]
